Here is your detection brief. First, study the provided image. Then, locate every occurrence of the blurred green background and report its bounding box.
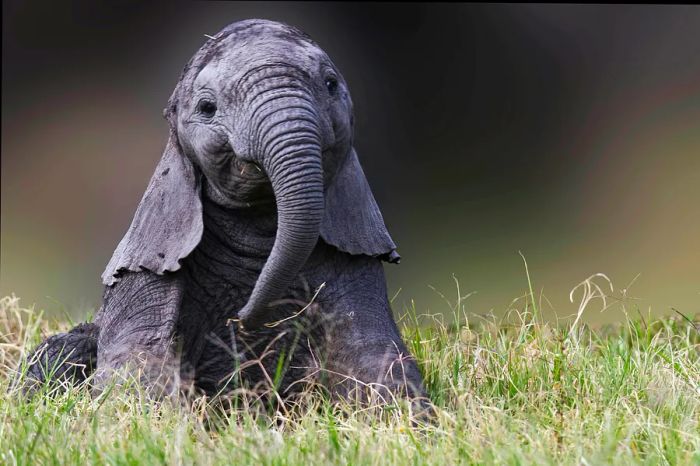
[2,3,699,324]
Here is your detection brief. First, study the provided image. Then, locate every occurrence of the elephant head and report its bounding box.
[102,19,398,328]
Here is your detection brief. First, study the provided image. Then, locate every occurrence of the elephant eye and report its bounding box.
[325,77,338,95]
[197,99,217,118]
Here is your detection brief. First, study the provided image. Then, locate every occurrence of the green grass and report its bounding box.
[1,272,699,465]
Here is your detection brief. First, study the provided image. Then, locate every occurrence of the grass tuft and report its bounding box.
[1,274,699,465]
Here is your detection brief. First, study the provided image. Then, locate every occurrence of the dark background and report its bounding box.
[3,2,699,323]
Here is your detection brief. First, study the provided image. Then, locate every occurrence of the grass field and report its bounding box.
[1,273,699,465]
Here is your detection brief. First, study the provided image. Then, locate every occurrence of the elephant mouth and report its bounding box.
[203,152,272,209]
[208,146,335,210]
[233,156,264,179]
[232,147,335,187]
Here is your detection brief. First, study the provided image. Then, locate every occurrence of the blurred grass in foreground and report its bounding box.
[1,271,699,465]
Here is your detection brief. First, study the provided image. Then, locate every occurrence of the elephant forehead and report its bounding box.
[193,61,230,90]
[217,19,318,50]
[176,20,334,108]
[190,45,326,99]
[194,22,323,76]
[221,38,320,70]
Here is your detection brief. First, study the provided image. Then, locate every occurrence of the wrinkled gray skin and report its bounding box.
[21,20,427,407]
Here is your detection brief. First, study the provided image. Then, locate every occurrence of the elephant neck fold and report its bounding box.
[198,196,278,260]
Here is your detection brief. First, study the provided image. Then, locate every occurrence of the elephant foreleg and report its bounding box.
[320,262,429,409]
[324,307,427,404]
[92,271,184,396]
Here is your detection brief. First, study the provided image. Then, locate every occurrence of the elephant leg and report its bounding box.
[17,322,99,395]
[92,271,184,396]
[312,258,430,415]
[323,304,427,403]
[323,308,434,420]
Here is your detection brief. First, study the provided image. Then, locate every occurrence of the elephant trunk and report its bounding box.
[237,83,325,328]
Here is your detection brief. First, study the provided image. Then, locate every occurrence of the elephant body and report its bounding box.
[19,19,428,408]
[94,197,421,400]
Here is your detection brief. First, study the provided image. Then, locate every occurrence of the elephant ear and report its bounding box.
[101,132,203,286]
[320,148,400,263]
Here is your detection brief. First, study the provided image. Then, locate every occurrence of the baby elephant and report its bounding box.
[21,19,428,408]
